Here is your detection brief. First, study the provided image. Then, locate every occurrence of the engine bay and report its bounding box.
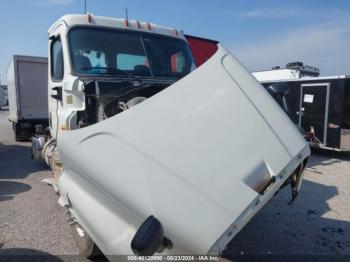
[77,79,172,127]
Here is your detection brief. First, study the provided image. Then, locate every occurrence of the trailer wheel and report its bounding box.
[13,123,21,141]
[13,123,26,141]
[13,122,32,141]
[70,223,101,258]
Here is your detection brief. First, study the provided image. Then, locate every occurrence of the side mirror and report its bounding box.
[267,82,290,98]
[131,215,172,256]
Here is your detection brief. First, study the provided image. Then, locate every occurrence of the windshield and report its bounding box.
[68,27,196,79]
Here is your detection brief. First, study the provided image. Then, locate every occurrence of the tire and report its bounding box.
[70,223,101,258]
[13,122,32,141]
[13,123,21,141]
[13,123,27,141]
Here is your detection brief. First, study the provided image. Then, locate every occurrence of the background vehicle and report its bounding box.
[6,55,48,141]
[185,35,219,66]
[31,14,310,259]
[253,63,350,151]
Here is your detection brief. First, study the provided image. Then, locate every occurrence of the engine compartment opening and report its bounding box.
[77,79,173,127]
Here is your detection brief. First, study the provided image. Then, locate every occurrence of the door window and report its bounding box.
[51,37,64,81]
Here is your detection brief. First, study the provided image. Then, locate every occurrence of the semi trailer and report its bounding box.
[32,14,310,259]
[253,64,350,151]
[7,55,48,141]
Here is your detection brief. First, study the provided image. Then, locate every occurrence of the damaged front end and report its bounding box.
[75,78,175,128]
[57,44,310,256]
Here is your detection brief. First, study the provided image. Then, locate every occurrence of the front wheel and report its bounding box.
[70,223,101,258]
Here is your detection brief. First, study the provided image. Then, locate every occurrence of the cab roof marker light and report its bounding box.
[124,19,129,27]
[136,21,141,29]
[147,22,152,30]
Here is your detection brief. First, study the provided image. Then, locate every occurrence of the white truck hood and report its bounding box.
[58,44,309,255]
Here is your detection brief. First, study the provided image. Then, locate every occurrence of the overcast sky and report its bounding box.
[1,0,350,83]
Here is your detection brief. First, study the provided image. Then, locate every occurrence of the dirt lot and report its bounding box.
[0,108,349,261]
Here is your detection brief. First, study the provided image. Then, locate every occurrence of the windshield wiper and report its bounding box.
[80,66,144,84]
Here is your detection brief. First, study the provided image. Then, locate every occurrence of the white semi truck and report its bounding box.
[7,56,48,141]
[32,14,310,259]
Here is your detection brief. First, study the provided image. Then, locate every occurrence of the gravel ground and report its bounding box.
[0,109,94,261]
[0,108,349,261]
[226,149,350,258]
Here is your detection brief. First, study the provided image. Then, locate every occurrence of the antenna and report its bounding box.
[84,0,87,14]
[125,8,128,20]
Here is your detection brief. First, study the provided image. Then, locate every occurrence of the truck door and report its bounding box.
[299,83,330,145]
[49,36,64,139]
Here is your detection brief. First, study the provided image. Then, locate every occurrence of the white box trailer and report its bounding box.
[7,55,49,141]
[252,68,301,81]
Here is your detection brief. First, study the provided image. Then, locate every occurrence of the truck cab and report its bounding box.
[48,14,195,140]
[33,14,311,259]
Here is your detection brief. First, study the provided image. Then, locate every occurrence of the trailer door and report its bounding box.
[17,60,48,119]
[299,83,330,145]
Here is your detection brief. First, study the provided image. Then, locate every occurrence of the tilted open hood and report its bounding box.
[58,44,309,255]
